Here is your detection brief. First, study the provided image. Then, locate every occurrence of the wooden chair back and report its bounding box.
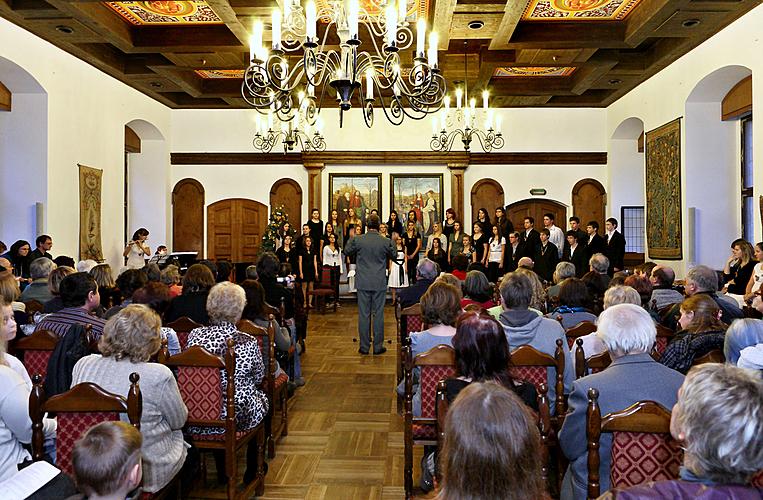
[652,324,675,358]
[397,302,425,387]
[24,300,44,315]
[586,388,682,499]
[29,372,142,475]
[565,321,597,349]
[574,338,613,379]
[509,338,566,416]
[164,316,203,351]
[692,349,725,366]
[14,329,59,379]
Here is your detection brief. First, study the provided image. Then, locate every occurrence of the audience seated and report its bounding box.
[52,256,75,269]
[514,267,547,313]
[581,253,610,305]
[624,274,653,309]
[0,269,28,326]
[131,282,181,355]
[75,259,98,274]
[71,304,188,492]
[450,254,468,281]
[608,271,628,287]
[256,253,295,320]
[398,281,460,417]
[144,263,161,283]
[398,258,439,308]
[547,277,596,329]
[35,272,107,339]
[161,264,183,298]
[724,318,763,366]
[70,421,143,500]
[547,261,576,304]
[660,294,726,374]
[435,273,462,295]
[723,238,757,304]
[43,265,75,313]
[187,282,268,484]
[744,242,763,305]
[89,263,120,311]
[559,304,684,500]
[2,240,32,283]
[662,265,743,331]
[497,271,573,412]
[517,256,534,270]
[601,364,763,499]
[738,344,763,369]
[165,263,215,324]
[105,269,148,319]
[28,235,53,263]
[460,270,496,309]
[435,382,546,500]
[19,258,56,304]
[649,265,684,310]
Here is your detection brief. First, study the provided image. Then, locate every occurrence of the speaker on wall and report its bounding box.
[35,202,45,236]
[687,207,696,267]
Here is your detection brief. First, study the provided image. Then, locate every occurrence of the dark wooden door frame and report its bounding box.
[172,178,205,256]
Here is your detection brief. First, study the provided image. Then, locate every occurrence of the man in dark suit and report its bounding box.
[519,216,540,259]
[559,304,684,500]
[563,216,587,258]
[29,234,53,261]
[344,214,396,355]
[504,231,522,272]
[562,230,587,278]
[584,220,606,260]
[604,217,626,275]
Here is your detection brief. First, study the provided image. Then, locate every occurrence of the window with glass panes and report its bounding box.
[621,206,645,253]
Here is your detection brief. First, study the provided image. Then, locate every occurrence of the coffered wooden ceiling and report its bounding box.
[0,0,759,108]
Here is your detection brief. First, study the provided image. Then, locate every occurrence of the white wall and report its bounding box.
[0,17,171,269]
[128,138,171,249]
[607,4,763,276]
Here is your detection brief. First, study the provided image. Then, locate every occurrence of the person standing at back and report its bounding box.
[344,214,396,355]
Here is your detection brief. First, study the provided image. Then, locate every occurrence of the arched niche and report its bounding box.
[684,65,752,267]
[0,56,47,243]
[270,178,303,230]
[172,179,205,256]
[124,118,169,250]
[608,117,645,216]
[470,179,505,229]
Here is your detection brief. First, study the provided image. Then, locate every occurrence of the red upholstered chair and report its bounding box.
[652,324,675,360]
[159,338,266,500]
[14,329,59,379]
[509,338,566,416]
[403,344,455,499]
[396,302,425,412]
[574,338,613,379]
[586,388,682,499]
[164,316,203,351]
[237,318,288,459]
[565,321,597,349]
[23,300,44,315]
[28,372,142,475]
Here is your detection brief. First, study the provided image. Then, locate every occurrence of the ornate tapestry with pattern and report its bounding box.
[645,119,682,260]
[78,164,104,262]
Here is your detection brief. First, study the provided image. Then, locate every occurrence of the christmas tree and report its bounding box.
[260,205,292,254]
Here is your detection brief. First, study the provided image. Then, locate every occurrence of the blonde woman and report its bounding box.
[425,222,447,253]
[723,238,755,304]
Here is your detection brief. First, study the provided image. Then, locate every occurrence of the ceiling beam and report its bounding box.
[488,0,530,50]
[206,0,250,48]
[490,77,574,96]
[131,26,243,52]
[432,0,458,50]
[44,0,133,51]
[474,49,515,89]
[508,22,627,49]
[624,0,685,47]
[570,57,618,95]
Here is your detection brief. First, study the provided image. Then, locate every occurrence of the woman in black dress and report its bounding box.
[387,210,404,237]
[475,207,492,236]
[471,222,489,268]
[276,234,299,271]
[402,220,422,284]
[298,236,318,308]
[426,237,448,273]
[723,238,756,296]
[442,208,457,241]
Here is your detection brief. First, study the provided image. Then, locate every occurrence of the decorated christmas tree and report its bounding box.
[260,205,291,254]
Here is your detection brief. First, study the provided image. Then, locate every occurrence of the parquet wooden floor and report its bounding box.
[190,303,420,500]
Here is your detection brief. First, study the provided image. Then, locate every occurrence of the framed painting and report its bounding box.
[328,173,382,230]
[645,118,682,260]
[390,174,443,237]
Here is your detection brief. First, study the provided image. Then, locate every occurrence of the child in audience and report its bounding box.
[71,421,143,499]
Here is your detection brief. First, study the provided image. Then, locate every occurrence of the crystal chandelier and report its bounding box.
[242,0,446,129]
[430,46,504,152]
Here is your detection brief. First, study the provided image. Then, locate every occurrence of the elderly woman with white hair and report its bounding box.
[724,318,763,369]
[187,281,268,484]
[559,304,685,500]
[601,364,763,498]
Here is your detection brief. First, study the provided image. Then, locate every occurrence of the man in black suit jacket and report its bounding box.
[504,231,522,272]
[519,216,540,259]
[585,220,606,260]
[604,217,626,274]
[562,230,588,278]
[562,216,586,260]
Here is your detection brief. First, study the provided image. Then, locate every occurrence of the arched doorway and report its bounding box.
[506,199,567,231]
[172,179,204,256]
[207,198,267,262]
[572,178,606,229]
[270,178,303,230]
[470,179,504,229]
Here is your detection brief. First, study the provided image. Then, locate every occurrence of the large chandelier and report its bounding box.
[430,45,504,153]
[242,0,446,129]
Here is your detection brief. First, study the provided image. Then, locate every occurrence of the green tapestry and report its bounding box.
[646,118,682,260]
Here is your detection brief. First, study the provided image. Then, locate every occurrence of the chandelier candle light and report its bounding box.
[243,0,447,131]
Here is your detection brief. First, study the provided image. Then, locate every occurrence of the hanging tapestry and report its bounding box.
[79,164,104,261]
[645,118,682,260]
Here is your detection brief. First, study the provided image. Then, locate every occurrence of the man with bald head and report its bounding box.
[517,257,534,270]
[649,265,684,310]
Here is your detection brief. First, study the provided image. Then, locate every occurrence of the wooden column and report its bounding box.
[304,162,325,215]
[448,162,468,221]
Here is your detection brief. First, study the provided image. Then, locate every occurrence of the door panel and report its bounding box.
[172,179,204,256]
[572,179,606,229]
[207,198,267,262]
[270,179,303,230]
[506,199,567,233]
[470,179,505,230]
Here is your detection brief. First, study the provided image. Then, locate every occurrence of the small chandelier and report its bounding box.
[242,0,447,129]
[430,45,504,153]
[252,105,327,154]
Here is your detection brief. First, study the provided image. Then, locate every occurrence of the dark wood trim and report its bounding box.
[125,125,141,153]
[171,151,607,166]
[0,81,11,112]
[722,75,752,122]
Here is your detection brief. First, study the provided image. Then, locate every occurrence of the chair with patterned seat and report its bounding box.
[509,338,566,416]
[397,303,424,380]
[237,317,288,459]
[164,316,202,351]
[14,329,59,379]
[159,338,266,500]
[652,324,675,359]
[565,321,597,349]
[403,343,455,499]
[586,388,682,499]
[29,372,142,475]
[574,338,613,379]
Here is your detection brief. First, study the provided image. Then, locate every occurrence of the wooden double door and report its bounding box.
[207,198,267,262]
[506,199,567,232]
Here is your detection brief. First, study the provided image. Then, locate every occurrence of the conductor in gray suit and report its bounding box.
[344,214,396,355]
